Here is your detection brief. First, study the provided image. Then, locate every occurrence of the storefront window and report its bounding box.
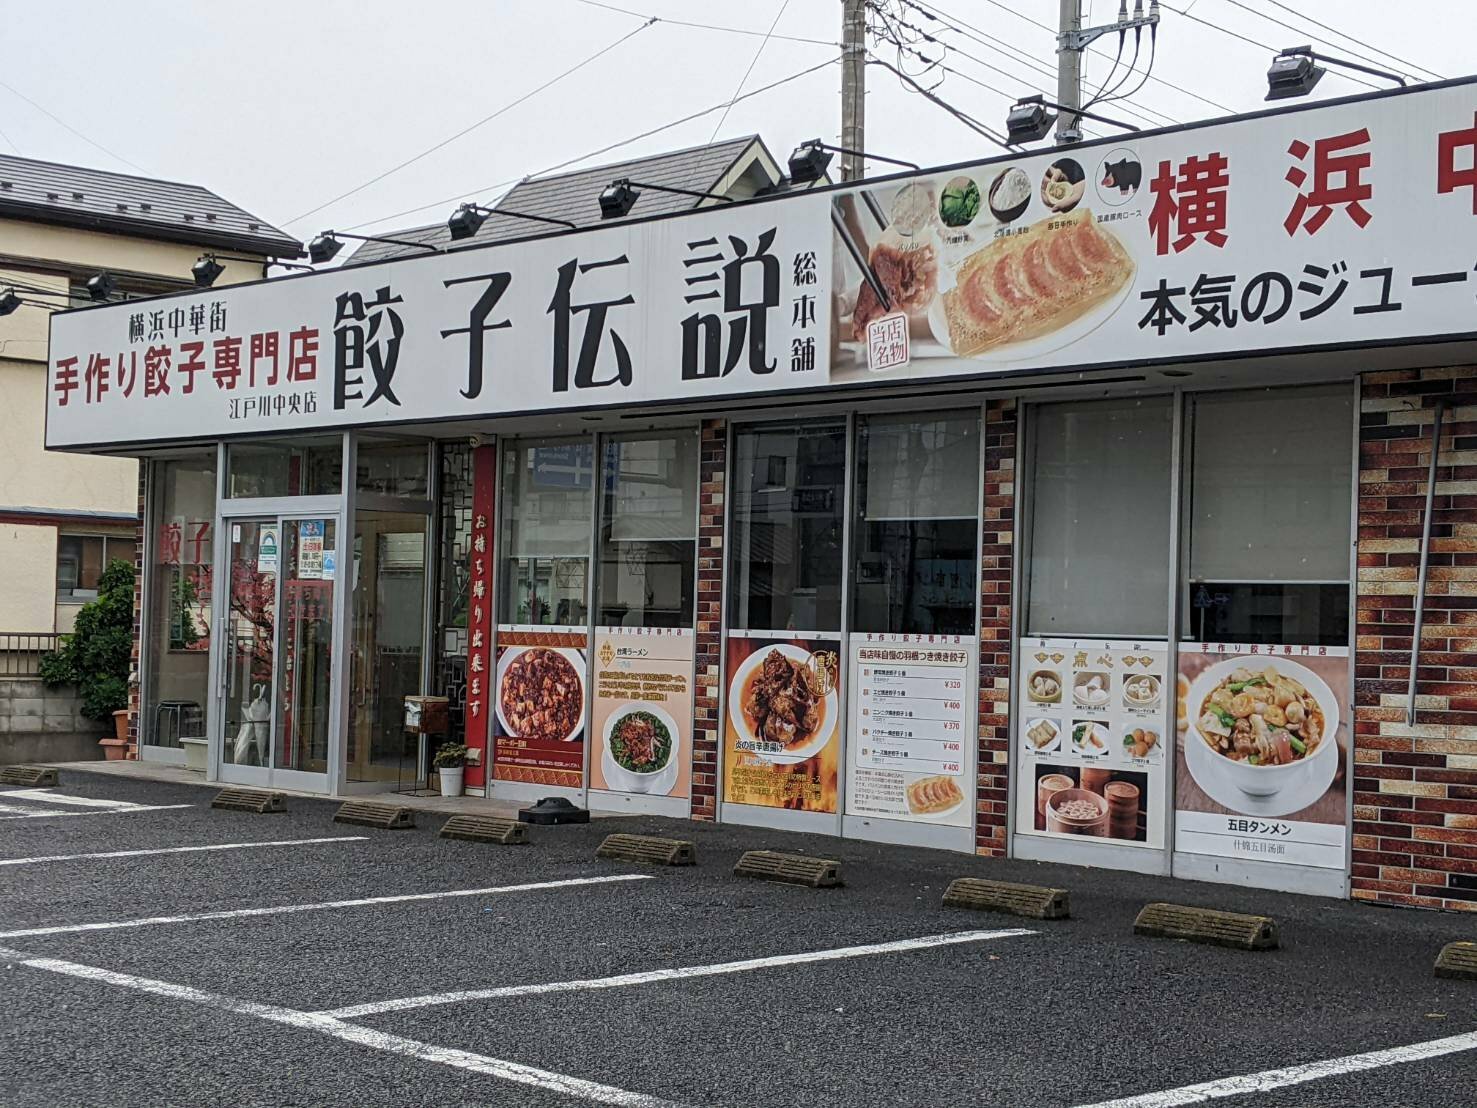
[596,432,697,628]
[852,413,980,635]
[1182,386,1352,645]
[356,441,430,499]
[1026,397,1173,638]
[728,420,847,632]
[142,455,216,747]
[498,439,593,626]
[226,438,342,498]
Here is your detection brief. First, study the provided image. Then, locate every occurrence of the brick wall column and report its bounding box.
[976,399,1016,855]
[1353,367,1477,912]
[692,418,726,821]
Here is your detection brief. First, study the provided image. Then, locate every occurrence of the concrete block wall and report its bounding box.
[0,677,106,763]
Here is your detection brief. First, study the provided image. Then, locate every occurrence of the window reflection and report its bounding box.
[498,439,593,627]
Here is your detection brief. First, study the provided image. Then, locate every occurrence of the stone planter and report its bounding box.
[180,736,209,772]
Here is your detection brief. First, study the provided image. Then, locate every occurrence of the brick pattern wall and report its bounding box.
[127,464,147,749]
[977,400,1016,856]
[1354,367,1477,911]
[692,419,726,821]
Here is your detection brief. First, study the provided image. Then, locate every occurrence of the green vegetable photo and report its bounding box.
[939,178,981,227]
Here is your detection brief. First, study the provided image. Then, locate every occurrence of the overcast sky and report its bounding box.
[0,1,1467,245]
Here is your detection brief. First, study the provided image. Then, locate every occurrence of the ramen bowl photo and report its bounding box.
[1185,657,1339,798]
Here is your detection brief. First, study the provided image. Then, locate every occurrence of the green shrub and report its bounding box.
[39,558,136,722]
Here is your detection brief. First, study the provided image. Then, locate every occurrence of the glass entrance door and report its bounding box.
[217,513,339,789]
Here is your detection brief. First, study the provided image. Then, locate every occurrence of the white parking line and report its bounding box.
[0,836,370,867]
[0,804,192,821]
[0,873,653,940]
[1,788,155,808]
[318,927,1035,1019]
[1072,1029,1477,1107]
[0,944,685,1107]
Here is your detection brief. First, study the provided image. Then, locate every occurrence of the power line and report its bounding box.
[335,58,841,237]
[530,58,841,178]
[0,123,19,154]
[569,0,837,46]
[1221,0,1441,83]
[283,20,657,228]
[709,0,792,143]
[1160,4,1380,91]
[874,2,1176,129]
[908,0,1228,121]
[868,56,1014,148]
[1258,0,1443,80]
[0,78,146,173]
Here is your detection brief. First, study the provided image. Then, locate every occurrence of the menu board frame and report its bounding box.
[842,633,978,849]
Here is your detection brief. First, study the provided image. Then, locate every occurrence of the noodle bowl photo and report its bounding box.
[1185,657,1339,799]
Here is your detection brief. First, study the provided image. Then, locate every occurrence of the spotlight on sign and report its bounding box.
[1265,50,1325,100]
[308,232,344,264]
[598,179,640,220]
[0,289,20,317]
[786,140,833,185]
[1005,96,1057,144]
[85,272,116,301]
[447,204,488,241]
[192,255,225,288]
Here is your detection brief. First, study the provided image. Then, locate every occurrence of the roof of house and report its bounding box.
[345,135,777,265]
[0,153,303,258]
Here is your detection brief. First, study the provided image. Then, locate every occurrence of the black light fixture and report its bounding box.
[447,203,577,241]
[191,255,225,288]
[1265,45,1406,101]
[308,230,439,265]
[0,289,20,317]
[786,139,920,185]
[85,272,116,301]
[597,178,737,220]
[1005,95,1140,145]
[598,180,640,219]
[192,253,313,287]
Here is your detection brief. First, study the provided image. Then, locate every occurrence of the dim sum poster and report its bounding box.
[722,635,841,814]
[491,630,587,789]
[590,628,692,799]
[1175,645,1350,871]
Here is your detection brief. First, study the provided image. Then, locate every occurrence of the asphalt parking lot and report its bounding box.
[2,770,1475,1108]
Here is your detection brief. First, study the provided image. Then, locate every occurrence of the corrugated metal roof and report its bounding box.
[0,153,303,258]
[345,135,768,265]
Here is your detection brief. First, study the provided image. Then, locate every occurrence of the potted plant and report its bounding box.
[432,742,468,798]
[39,558,135,759]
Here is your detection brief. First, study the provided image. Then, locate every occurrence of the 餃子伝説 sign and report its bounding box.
[47,79,1477,449]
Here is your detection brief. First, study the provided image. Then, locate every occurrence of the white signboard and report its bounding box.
[47,81,1477,449]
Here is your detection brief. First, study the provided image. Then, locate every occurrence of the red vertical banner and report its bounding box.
[464,444,496,790]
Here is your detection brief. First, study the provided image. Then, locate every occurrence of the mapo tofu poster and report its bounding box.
[723,635,841,814]
[491,630,587,789]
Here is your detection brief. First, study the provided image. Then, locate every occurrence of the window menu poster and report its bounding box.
[1016,637,1168,849]
[722,633,841,814]
[491,627,587,788]
[845,633,974,827]
[1175,643,1349,871]
[590,627,693,800]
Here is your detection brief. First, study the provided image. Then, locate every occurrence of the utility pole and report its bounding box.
[1056,1,1160,145]
[841,0,866,181]
[1057,0,1083,146]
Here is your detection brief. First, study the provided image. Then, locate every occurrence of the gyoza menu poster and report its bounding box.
[1015,637,1168,848]
[845,634,974,827]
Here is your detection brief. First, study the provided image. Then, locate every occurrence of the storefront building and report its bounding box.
[46,79,1477,911]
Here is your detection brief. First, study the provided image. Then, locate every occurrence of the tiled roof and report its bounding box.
[345,135,767,265]
[0,153,303,258]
